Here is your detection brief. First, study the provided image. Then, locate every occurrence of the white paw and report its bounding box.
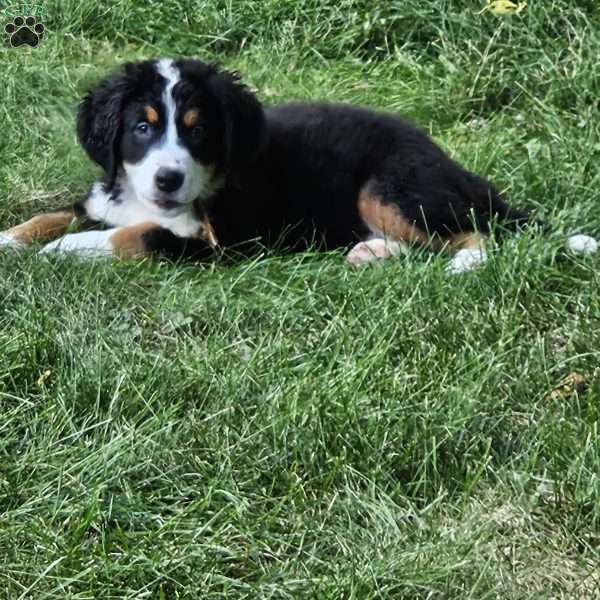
[566,234,598,255]
[447,248,487,274]
[40,229,118,258]
[0,232,25,250]
[346,238,405,266]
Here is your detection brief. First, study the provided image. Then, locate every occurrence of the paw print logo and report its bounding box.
[4,15,44,48]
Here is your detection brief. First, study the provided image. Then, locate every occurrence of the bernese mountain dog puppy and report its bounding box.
[1,58,597,270]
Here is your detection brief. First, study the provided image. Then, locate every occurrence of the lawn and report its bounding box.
[1,1,600,597]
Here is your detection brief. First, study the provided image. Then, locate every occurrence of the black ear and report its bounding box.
[76,71,132,186]
[209,69,266,173]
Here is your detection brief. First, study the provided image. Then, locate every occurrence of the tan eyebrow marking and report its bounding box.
[183,109,200,128]
[144,106,159,124]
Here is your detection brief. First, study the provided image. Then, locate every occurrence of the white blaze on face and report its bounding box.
[158,58,180,149]
[122,58,215,215]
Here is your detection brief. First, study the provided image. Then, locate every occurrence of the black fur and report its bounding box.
[76,58,535,258]
[77,61,163,186]
[174,59,267,174]
[197,101,534,252]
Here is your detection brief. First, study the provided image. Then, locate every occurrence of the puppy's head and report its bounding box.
[77,58,265,214]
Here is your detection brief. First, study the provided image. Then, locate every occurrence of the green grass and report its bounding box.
[1,1,600,597]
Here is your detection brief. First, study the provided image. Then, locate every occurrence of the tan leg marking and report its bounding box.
[2,210,77,244]
[357,185,489,272]
[358,187,441,248]
[358,186,487,254]
[109,222,158,258]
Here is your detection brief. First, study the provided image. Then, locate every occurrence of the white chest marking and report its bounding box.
[84,182,202,238]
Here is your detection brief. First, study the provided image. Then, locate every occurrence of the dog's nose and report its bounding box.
[155,168,184,193]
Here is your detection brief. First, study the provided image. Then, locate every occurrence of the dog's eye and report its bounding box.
[191,126,202,139]
[135,122,151,135]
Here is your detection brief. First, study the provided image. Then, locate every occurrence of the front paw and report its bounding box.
[40,229,118,258]
[0,232,26,250]
[140,227,218,261]
[140,226,180,253]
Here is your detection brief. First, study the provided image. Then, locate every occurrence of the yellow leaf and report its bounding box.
[547,372,586,402]
[36,369,51,387]
[480,1,527,16]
